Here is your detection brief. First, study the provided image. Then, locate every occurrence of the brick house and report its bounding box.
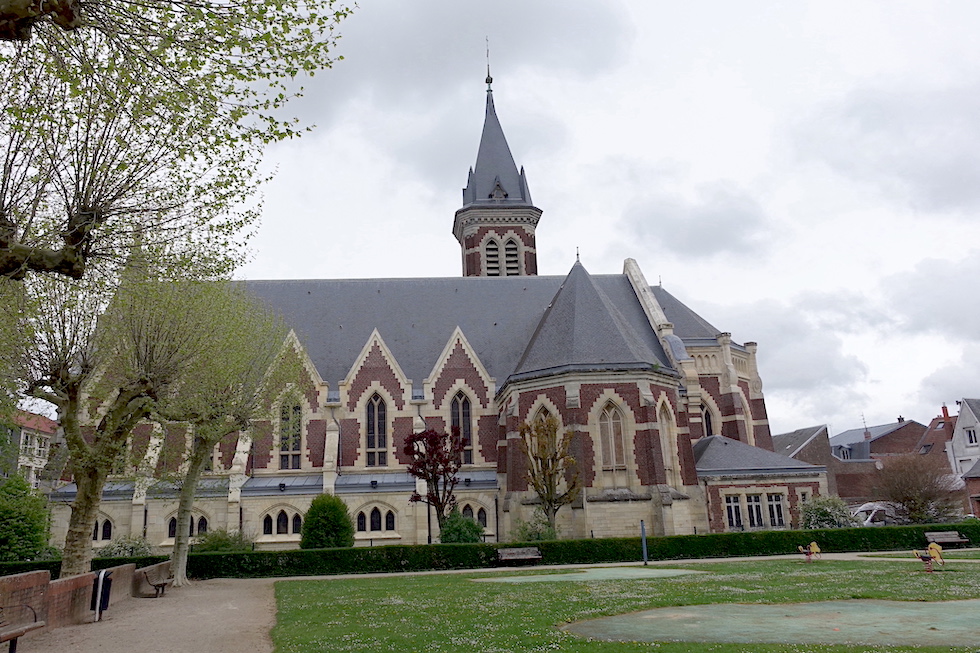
[49,81,827,548]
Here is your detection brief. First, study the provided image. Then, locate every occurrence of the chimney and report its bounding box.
[942,404,950,420]
[897,415,904,423]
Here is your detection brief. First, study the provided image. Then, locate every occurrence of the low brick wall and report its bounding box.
[46,572,93,628]
[0,570,49,626]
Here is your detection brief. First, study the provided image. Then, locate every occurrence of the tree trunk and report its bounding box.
[60,461,107,577]
[170,435,210,586]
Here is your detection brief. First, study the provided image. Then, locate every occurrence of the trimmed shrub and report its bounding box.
[192,528,254,553]
[439,510,484,543]
[801,495,859,529]
[98,535,152,558]
[510,509,557,542]
[301,494,355,549]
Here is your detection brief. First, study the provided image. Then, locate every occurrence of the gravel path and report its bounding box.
[24,577,277,653]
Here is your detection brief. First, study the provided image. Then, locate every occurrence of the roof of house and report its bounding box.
[829,421,923,448]
[961,398,980,420]
[245,263,729,392]
[13,410,58,434]
[915,413,956,454]
[771,425,827,458]
[693,435,824,477]
[963,458,980,479]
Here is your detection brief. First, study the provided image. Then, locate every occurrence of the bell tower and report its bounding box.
[453,74,542,277]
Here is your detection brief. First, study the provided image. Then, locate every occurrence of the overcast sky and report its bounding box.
[239,0,980,437]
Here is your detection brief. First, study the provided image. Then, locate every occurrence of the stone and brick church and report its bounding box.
[50,81,827,550]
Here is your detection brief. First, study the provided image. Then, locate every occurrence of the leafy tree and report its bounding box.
[151,282,292,586]
[0,473,49,561]
[800,495,858,529]
[404,428,464,532]
[874,454,963,524]
[301,494,354,549]
[1,1,350,280]
[519,414,580,532]
[439,509,484,544]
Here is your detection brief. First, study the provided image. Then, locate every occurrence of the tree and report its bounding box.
[0,474,50,561]
[1,1,350,280]
[874,454,963,524]
[439,509,484,544]
[519,414,581,532]
[150,281,293,586]
[404,428,464,533]
[21,267,258,576]
[300,494,354,549]
[800,495,857,529]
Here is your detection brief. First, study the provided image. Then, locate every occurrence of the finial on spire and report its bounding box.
[485,36,493,91]
[576,247,580,262]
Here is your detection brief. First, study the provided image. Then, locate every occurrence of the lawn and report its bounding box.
[272,559,980,653]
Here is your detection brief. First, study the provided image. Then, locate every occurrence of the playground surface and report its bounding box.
[563,598,980,647]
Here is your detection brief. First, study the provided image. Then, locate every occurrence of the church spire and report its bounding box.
[461,79,532,208]
[453,72,542,278]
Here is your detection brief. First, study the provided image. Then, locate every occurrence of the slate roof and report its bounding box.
[962,398,980,419]
[693,435,824,477]
[509,262,673,384]
[652,286,722,340]
[242,474,323,497]
[963,458,980,479]
[771,425,827,459]
[246,268,677,392]
[461,90,533,208]
[830,421,914,448]
[49,481,135,502]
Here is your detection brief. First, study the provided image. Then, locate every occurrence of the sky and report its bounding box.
[238,0,980,437]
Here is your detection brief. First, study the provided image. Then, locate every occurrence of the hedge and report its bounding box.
[3,522,978,580]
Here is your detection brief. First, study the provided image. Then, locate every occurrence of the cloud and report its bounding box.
[880,251,980,342]
[795,81,980,213]
[917,343,980,406]
[621,182,772,259]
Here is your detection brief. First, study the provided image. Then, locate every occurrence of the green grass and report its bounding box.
[866,548,980,560]
[272,560,980,653]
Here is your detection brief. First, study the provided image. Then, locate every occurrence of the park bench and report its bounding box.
[143,569,174,598]
[1,604,45,653]
[925,531,970,547]
[497,547,542,565]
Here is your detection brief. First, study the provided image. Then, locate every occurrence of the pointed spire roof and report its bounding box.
[462,87,533,208]
[507,261,672,384]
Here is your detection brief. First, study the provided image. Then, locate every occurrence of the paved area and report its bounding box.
[20,551,979,652]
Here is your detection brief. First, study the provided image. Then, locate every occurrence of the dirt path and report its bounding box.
[24,578,277,653]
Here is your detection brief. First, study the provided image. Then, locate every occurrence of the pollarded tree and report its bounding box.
[1,1,350,280]
[21,263,259,576]
[301,494,354,549]
[404,428,464,533]
[150,281,294,586]
[874,454,964,524]
[519,414,581,532]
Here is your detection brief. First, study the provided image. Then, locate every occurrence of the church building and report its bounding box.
[49,79,827,550]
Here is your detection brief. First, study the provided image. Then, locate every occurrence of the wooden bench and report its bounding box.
[925,531,970,546]
[143,570,174,598]
[497,547,542,565]
[1,604,45,653]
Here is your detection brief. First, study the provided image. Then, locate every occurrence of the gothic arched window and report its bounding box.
[385,510,395,531]
[451,391,473,464]
[197,516,208,535]
[277,510,289,535]
[292,514,303,534]
[263,515,273,535]
[280,402,302,469]
[370,507,382,531]
[477,508,487,527]
[366,394,387,467]
[599,403,626,470]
